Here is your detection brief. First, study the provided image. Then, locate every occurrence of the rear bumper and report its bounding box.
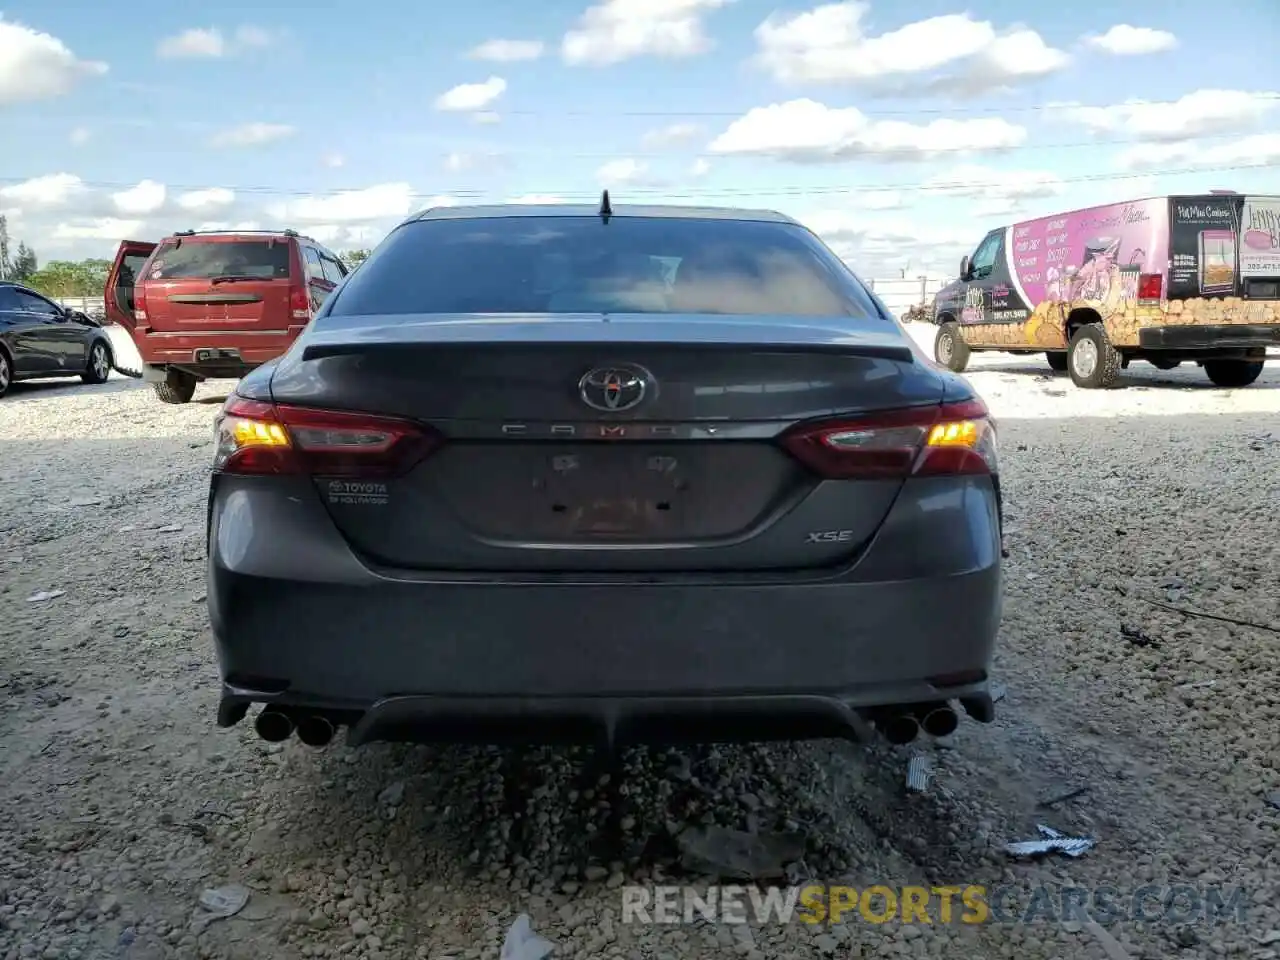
[133,326,305,369]
[1138,323,1280,351]
[208,474,1004,746]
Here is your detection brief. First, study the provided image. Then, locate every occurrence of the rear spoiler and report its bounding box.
[298,316,918,364]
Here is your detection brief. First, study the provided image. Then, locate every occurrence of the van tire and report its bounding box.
[153,369,197,404]
[935,322,970,372]
[1046,351,1068,372]
[1067,323,1122,389]
[1203,359,1264,388]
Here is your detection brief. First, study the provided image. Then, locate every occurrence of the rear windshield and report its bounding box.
[328,215,881,318]
[146,239,291,280]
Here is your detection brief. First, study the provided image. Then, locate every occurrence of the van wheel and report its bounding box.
[153,369,197,404]
[82,341,112,384]
[935,322,971,372]
[1203,359,1264,388]
[1046,352,1068,372]
[1067,324,1122,388]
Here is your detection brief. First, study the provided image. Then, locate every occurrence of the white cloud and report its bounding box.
[597,158,650,185]
[50,218,145,242]
[209,122,296,148]
[708,99,1027,163]
[1059,89,1279,143]
[444,151,506,172]
[176,187,236,212]
[304,224,388,248]
[1085,24,1177,55]
[0,15,108,105]
[156,25,281,59]
[641,122,702,149]
[508,194,567,204]
[1114,133,1280,171]
[690,158,711,177]
[922,165,1066,201]
[268,183,420,224]
[156,28,225,59]
[799,212,977,277]
[112,180,166,216]
[69,126,91,146]
[468,39,545,62]
[322,152,345,168]
[563,0,732,66]
[192,220,262,233]
[434,76,506,111]
[753,2,1068,95]
[0,173,87,208]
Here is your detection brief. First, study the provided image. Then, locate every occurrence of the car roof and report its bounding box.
[404,203,801,227]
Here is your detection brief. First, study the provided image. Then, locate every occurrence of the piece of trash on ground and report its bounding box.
[27,589,65,603]
[1005,824,1095,859]
[1120,623,1161,648]
[991,681,1007,703]
[676,824,805,881]
[1037,785,1090,808]
[197,884,250,921]
[157,523,183,533]
[500,913,554,960]
[1264,791,1280,811]
[905,754,932,793]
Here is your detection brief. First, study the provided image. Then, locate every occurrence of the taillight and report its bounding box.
[289,285,312,322]
[780,398,997,479]
[1138,273,1164,301]
[134,284,149,323]
[213,395,439,477]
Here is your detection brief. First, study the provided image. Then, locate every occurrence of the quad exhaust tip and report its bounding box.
[296,715,335,747]
[880,713,920,745]
[920,705,959,738]
[254,708,294,742]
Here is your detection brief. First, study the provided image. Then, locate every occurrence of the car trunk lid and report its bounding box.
[263,314,951,573]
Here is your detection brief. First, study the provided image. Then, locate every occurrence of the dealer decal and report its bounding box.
[326,480,388,506]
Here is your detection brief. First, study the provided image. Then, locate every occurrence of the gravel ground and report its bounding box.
[2,331,1279,960]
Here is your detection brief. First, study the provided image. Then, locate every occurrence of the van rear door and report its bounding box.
[138,235,297,333]
[105,240,158,331]
[1241,195,1280,299]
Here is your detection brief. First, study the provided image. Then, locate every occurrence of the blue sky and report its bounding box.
[1,0,1277,277]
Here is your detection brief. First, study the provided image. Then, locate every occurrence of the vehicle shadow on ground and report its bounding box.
[3,377,147,402]
[969,360,1280,389]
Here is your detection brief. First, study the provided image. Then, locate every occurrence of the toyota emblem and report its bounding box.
[579,365,651,412]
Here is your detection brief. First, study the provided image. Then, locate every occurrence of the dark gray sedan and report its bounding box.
[206,200,1005,752]
[0,282,114,398]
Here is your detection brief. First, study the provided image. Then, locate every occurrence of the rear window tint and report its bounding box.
[329,216,883,319]
[147,239,292,280]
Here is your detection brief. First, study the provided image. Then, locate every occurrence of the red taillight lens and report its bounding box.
[289,286,312,322]
[780,398,997,479]
[1138,273,1163,300]
[133,284,149,323]
[213,395,439,477]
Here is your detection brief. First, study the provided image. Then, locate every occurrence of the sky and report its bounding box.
[1,0,1278,279]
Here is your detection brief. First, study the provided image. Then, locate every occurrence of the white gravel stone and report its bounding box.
[2,352,1279,960]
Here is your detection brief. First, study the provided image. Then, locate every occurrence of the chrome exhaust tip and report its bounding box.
[254,708,294,742]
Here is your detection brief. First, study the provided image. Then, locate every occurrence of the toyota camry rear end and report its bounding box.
[206,201,1004,750]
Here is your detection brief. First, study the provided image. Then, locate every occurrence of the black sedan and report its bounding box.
[0,282,115,398]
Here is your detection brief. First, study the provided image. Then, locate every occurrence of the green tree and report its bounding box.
[0,215,10,281]
[339,249,370,269]
[25,260,102,298]
[11,243,37,283]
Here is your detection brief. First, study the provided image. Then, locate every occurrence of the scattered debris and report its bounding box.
[991,681,1008,703]
[1120,623,1161,648]
[1138,596,1280,635]
[191,592,206,603]
[500,913,554,960]
[157,524,183,533]
[676,824,806,881]
[1037,786,1089,809]
[68,497,102,507]
[26,589,65,603]
[378,781,405,807]
[905,754,932,793]
[194,884,250,929]
[1264,791,1280,811]
[1005,824,1095,859]
[1175,678,1215,690]
[1258,930,1280,946]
